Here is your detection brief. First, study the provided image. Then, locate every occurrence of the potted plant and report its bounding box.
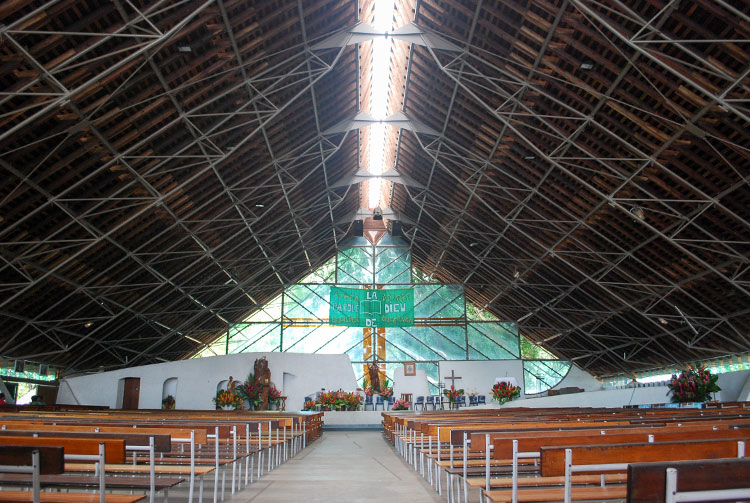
[318,391,335,411]
[213,389,244,410]
[378,377,394,400]
[490,382,521,405]
[161,395,175,410]
[345,392,362,411]
[668,365,720,404]
[443,385,464,408]
[392,399,409,411]
[303,399,317,411]
[238,372,262,410]
[268,385,282,410]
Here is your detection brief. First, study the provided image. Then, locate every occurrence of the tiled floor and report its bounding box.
[226,430,443,502]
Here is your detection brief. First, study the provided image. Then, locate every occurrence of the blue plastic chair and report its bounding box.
[426,395,435,410]
[457,395,466,407]
[387,396,396,410]
[469,395,478,406]
[478,395,486,406]
[375,395,385,410]
[415,396,425,410]
[364,394,374,410]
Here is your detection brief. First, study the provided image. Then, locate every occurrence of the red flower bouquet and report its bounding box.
[668,365,720,403]
[491,382,521,405]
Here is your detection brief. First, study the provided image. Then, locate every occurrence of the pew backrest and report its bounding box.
[0,436,126,464]
[0,430,172,452]
[540,439,746,477]
[494,429,750,459]
[0,445,65,475]
[628,457,750,503]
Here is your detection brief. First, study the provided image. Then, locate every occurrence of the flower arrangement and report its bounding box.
[213,389,244,410]
[344,392,362,410]
[268,385,283,406]
[238,372,263,408]
[378,377,394,398]
[162,395,175,410]
[318,391,336,410]
[362,377,374,397]
[491,382,521,405]
[443,385,464,403]
[392,399,409,411]
[316,391,364,411]
[668,365,720,403]
[303,400,317,411]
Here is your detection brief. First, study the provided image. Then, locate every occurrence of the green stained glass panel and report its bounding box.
[227,323,280,353]
[375,246,411,284]
[523,360,571,394]
[337,247,373,284]
[283,284,330,320]
[467,322,519,359]
[414,285,465,318]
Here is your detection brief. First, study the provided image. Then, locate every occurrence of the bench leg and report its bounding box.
[245,454,249,486]
[437,466,442,496]
[199,475,204,503]
[163,488,168,503]
[221,467,226,501]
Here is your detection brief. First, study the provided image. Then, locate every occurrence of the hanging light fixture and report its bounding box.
[630,206,645,221]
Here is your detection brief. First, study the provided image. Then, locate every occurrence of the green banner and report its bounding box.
[329,287,414,327]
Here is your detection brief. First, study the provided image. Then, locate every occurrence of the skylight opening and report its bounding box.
[366,0,395,210]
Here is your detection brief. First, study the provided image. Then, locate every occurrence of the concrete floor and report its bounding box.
[226,431,444,502]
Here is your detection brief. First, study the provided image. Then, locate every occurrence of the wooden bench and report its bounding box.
[0,493,146,503]
[0,437,126,464]
[628,457,750,503]
[483,439,747,503]
[0,445,145,503]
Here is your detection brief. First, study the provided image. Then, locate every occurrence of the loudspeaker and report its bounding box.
[391,220,403,237]
[353,219,364,236]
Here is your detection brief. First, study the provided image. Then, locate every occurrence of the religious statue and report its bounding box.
[367,362,381,393]
[254,357,271,410]
[227,376,237,393]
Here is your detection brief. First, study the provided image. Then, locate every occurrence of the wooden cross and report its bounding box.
[445,369,462,387]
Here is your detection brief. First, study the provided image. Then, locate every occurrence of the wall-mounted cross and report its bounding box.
[445,369,462,387]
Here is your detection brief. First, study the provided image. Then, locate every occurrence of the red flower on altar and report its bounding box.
[491,382,520,405]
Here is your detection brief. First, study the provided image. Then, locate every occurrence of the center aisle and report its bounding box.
[229,430,443,502]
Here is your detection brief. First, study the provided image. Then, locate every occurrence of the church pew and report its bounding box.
[0,412,317,503]
[0,492,146,503]
[0,437,126,464]
[459,429,750,500]
[0,423,217,503]
[0,445,147,503]
[0,430,172,453]
[627,457,750,503]
[483,439,747,503]
[0,474,184,503]
[0,444,65,503]
[384,408,750,503]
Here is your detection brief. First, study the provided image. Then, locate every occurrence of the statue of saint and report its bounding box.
[367,362,381,392]
[254,357,271,410]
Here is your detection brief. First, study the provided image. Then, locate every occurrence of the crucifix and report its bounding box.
[445,369,462,387]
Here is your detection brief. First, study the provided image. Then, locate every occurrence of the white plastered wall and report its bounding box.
[57,352,356,411]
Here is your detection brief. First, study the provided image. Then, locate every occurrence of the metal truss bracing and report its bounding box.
[390,0,749,376]
[1,0,748,378]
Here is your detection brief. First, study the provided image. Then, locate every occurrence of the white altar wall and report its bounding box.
[438,360,525,398]
[57,352,356,411]
[392,367,429,400]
